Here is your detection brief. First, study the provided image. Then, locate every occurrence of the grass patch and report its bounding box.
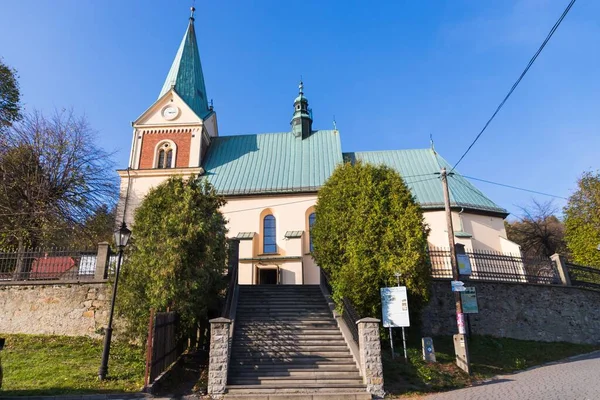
[384,335,600,397]
[0,334,144,396]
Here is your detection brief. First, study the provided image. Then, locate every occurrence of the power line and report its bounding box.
[461,175,568,200]
[451,0,577,172]
[405,176,440,185]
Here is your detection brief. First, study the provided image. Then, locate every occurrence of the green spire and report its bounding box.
[291,81,313,139]
[159,8,210,118]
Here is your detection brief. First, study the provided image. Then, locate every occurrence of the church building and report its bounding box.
[117,11,519,285]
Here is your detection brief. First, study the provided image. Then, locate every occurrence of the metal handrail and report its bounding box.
[320,269,361,345]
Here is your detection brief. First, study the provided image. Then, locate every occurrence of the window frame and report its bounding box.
[263,214,277,254]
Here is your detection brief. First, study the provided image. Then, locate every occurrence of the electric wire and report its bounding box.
[461,175,568,200]
[451,0,577,172]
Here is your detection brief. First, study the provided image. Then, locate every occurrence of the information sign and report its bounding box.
[460,287,479,314]
[381,286,410,328]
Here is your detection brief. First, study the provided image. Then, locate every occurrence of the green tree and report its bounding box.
[0,58,21,128]
[564,171,600,267]
[0,110,116,251]
[117,176,228,343]
[311,162,430,319]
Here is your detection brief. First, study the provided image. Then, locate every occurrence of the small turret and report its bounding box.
[290,81,313,139]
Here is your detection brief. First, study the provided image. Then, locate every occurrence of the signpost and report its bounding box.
[381,286,410,361]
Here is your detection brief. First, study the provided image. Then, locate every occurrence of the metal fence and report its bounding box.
[0,246,119,283]
[0,248,99,282]
[429,247,560,284]
[144,310,185,388]
[567,262,600,290]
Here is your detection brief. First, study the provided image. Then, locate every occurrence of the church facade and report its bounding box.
[117,12,519,285]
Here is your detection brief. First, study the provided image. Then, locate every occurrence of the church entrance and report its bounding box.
[258,268,278,285]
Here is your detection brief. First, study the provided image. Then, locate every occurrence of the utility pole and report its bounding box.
[440,167,471,374]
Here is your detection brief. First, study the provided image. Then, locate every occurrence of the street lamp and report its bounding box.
[98,221,131,380]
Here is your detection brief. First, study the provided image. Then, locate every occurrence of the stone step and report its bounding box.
[223,393,370,400]
[234,329,342,336]
[229,377,364,386]
[229,365,359,373]
[231,350,354,358]
[237,308,333,318]
[232,370,360,378]
[236,307,331,312]
[236,318,336,323]
[231,355,355,363]
[225,384,367,393]
[235,325,339,331]
[234,333,343,340]
[233,338,346,346]
[232,345,350,353]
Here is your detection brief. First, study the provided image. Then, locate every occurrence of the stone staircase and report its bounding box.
[226,285,370,399]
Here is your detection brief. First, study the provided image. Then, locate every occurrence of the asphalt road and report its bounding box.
[422,351,600,400]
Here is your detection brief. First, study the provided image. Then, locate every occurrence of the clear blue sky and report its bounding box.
[1,0,598,218]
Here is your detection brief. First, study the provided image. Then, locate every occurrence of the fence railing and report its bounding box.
[429,247,560,284]
[320,269,361,345]
[566,262,600,290]
[144,310,185,388]
[0,247,111,282]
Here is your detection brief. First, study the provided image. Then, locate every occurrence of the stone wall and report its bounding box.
[0,283,110,338]
[422,280,600,345]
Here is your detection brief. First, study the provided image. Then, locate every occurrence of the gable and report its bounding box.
[134,89,203,127]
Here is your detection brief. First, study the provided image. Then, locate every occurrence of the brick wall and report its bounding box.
[0,283,111,337]
[422,280,600,345]
[138,131,192,169]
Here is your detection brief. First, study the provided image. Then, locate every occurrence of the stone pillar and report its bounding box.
[551,253,571,286]
[208,317,231,397]
[356,318,385,399]
[94,242,110,280]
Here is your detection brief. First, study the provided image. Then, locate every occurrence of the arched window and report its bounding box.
[263,215,277,254]
[309,212,316,252]
[156,142,174,169]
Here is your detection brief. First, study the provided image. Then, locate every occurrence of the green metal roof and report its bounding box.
[454,231,473,238]
[284,231,304,239]
[203,130,342,195]
[236,232,255,240]
[345,149,507,215]
[159,17,210,119]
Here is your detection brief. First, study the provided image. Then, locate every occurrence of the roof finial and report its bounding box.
[430,133,436,152]
[190,5,196,20]
[333,115,337,131]
[299,77,304,95]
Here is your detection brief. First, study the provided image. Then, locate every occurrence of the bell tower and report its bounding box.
[116,7,218,225]
[290,81,313,139]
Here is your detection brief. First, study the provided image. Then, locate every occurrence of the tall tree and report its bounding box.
[117,176,228,343]
[564,171,600,267]
[311,162,430,319]
[505,199,566,258]
[0,109,117,251]
[0,59,21,128]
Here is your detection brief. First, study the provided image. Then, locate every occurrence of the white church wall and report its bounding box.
[423,210,510,252]
[221,194,317,255]
[221,193,319,285]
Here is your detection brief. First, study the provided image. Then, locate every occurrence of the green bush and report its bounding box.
[311,162,430,318]
[116,176,228,342]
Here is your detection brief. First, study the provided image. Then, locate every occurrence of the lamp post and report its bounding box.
[98,221,131,380]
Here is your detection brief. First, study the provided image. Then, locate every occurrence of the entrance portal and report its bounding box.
[258,268,278,285]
